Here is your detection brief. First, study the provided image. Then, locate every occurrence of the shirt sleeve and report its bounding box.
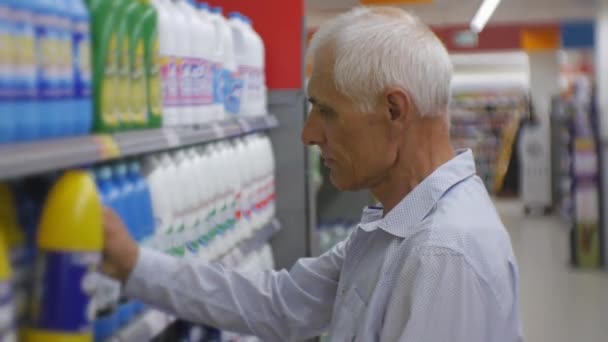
[380,247,500,342]
[124,239,348,342]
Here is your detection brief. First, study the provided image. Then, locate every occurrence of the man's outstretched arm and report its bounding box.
[103,208,346,342]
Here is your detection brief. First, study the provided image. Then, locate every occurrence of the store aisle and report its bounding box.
[495,199,608,342]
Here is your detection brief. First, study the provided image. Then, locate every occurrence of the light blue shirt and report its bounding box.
[125,149,523,341]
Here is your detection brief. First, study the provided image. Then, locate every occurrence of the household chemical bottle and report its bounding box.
[112,163,138,239]
[93,167,121,315]
[24,171,102,342]
[228,13,266,117]
[196,2,225,121]
[55,0,75,137]
[212,7,241,116]
[69,0,93,135]
[171,0,194,125]
[0,0,14,143]
[11,0,39,142]
[151,0,177,127]
[0,183,27,324]
[181,0,214,124]
[0,228,16,341]
[140,0,162,128]
[141,154,170,251]
[158,152,182,255]
[192,146,213,259]
[87,0,120,132]
[127,161,155,242]
[124,0,148,129]
[114,0,133,130]
[170,149,194,257]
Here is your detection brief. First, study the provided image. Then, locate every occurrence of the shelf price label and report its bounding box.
[92,135,121,159]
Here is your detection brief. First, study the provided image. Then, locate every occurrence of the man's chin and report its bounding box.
[329,172,363,192]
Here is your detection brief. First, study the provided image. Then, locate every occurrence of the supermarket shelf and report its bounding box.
[110,218,282,342]
[0,115,279,180]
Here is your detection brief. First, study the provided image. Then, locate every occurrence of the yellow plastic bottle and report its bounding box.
[0,184,28,323]
[0,209,16,341]
[24,171,103,342]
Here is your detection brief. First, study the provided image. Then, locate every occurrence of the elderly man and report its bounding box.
[103,6,523,342]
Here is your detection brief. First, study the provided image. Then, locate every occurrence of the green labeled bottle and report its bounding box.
[87,0,120,132]
[115,0,136,130]
[141,0,163,128]
[124,0,149,129]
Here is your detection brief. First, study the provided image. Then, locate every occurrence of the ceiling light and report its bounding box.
[470,0,502,33]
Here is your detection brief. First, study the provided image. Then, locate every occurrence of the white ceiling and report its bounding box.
[306,0,597,28]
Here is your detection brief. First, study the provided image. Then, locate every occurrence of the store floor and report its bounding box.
[495,199,608,342]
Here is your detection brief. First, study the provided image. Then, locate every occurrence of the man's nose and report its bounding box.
[301,113,323,146]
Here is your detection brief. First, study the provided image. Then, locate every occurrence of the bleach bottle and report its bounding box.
[151,0,177,127]
[213,8,242,116]
[207,3,230,120]
[171,0,194,126]
[0,0,14,144]
[0,229,16,342]
[10,0,39,142]
[68,0,92,135]
[141,154,170,251]
[24,171,102,342]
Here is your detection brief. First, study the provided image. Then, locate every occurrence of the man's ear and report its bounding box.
[386,88,412,123]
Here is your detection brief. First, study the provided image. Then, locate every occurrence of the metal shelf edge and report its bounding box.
[0,115,278,180]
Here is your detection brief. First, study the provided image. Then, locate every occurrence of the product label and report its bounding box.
[132,39,147,125]
[101,33,118,126]
[191,58,214,106]
[0,282,16,341]
[29,251,100,332]
[10,9,36,102]
[223,69,243,115]
[148,40,162,118]
[72,20,91,99]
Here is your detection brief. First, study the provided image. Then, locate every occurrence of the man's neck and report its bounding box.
[372,117,454,215]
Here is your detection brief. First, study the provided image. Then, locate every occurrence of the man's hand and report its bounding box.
[101,207,139,282]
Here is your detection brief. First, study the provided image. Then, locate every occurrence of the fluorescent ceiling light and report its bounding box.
[470,0,502,33]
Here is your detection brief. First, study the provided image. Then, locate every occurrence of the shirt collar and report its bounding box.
[358,149,476,238]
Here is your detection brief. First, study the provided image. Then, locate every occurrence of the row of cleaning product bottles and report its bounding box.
[0,0,267,145]
[0,132,275,341]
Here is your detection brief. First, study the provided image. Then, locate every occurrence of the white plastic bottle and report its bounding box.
[228,13,266,117]
[168,0,193,126]
[195,145,216,259]
[210,7,240,117]
[141,154,169,251]
[158,152,181,253]
[151,0,177,127]
[198,3,225,121]
[234,137,253,238]
[262,135,276,222]
[180,0,214,124]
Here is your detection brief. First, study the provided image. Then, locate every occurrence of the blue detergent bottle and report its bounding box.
[32,0,60,139]
[10,0,39,142]
[93,166,121,341]
[0,0,15,143]
[127,161,155,241]
[111,163,139,324]
[55,0,74,137]
[68,0,92,136]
